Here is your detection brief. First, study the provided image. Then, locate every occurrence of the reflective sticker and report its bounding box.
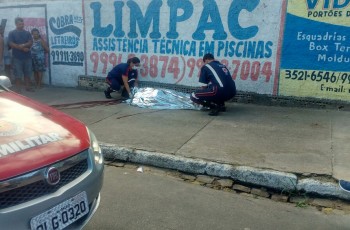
[0,120,24,137]
[205,64,224,87]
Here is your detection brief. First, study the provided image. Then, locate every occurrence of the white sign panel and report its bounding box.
[47,1,85,87]
[84,0,285,94]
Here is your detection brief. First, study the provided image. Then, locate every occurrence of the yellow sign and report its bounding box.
[288,0,350,26]
[279,69,350,100]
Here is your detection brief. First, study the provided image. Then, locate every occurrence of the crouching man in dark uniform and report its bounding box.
[104,57,141,99]
[190,53,236,116]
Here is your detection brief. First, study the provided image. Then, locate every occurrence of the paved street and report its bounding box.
[20,87,350,200]
[84,165,350,230]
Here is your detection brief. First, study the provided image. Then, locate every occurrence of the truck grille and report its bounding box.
[0,156,88,209]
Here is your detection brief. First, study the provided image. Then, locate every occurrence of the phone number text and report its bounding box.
[90,52,273,84]
[51,50,84,66]
[284,70,350,84]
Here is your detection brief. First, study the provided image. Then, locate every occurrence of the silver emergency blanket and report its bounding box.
[125,87,201,110]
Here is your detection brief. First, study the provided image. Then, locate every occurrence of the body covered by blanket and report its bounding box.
[125,87,201,110]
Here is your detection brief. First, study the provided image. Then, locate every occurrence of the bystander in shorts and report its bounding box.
[4,55,11,65]
[13,58,32,79]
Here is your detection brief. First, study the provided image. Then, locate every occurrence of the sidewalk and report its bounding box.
[21,86,350,200]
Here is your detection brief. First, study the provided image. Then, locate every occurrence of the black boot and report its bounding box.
[218,102,226,112]
[104,87,112,99]
[208,104,220,116]
[200,101,212,111]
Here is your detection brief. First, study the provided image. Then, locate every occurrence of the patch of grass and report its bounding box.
[280,178,310,208]
[295,200,309,208]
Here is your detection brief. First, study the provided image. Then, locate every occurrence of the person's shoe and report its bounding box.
[208,105,220,116]
[200,106,211,111]
[339,180,350,192]
[200,102,211,111]
[219,105,226,112]
[217,102,226,112]
[104,90,112,99]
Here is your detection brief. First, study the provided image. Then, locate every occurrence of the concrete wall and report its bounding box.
[1,0,350,102]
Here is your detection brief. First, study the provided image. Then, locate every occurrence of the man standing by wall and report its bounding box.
[8,17,33,92]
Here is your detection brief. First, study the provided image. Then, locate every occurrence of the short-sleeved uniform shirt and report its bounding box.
[107,63,130,80]
[107,63,138,84]
[199,60,236,96]
[8,29,32,59]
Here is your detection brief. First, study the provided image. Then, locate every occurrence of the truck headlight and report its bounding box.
[87,128,103,165]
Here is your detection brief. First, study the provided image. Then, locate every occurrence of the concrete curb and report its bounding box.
[297,179,350,200]
[100,143,350,201]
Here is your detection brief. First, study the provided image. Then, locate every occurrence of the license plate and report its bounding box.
[30,191,89,230]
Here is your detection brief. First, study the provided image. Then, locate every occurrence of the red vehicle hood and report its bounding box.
[0,92,90,181]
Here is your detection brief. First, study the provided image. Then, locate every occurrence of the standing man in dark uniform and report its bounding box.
[190,53,236,116]
[104,57,141,99]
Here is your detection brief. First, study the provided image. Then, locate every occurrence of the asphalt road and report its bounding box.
[84,165,350,230]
